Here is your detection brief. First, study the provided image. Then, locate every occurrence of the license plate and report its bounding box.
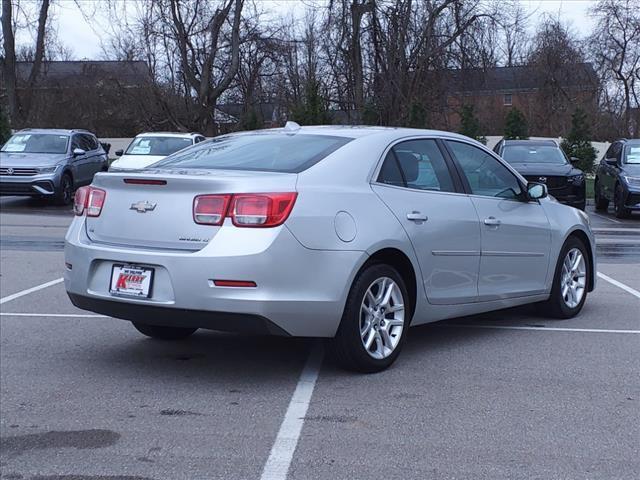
[109,264,154,298]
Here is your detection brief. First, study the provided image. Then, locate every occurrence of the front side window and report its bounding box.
[150,133,352,173]
[80,134,97,151]
[447,141,523,200]
[1,133,69,154]
[126,136,194,156]
[502,145,567,165]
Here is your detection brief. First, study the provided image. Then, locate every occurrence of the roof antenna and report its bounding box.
[284,121,301,133]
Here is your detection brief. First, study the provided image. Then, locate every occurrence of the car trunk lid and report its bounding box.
[85,169,298,251]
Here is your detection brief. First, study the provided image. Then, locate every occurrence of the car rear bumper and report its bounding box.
[64,218,366,337]
[68,293,291,335]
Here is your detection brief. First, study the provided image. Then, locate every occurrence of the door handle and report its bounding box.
[483,217,501,226]
[407,211,428,222]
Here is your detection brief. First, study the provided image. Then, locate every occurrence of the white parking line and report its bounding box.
[260,342,323,480]
[597,272,640,299]
[0,277,63,305]
[442,324,639,334]
[0,312,106,318]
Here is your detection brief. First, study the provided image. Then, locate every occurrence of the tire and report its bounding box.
[543,236,589,319]
[594,180,609,211]
[614,184,631,219]
[54,173,74,206]
[132,322,197,340]
[329,263,411,373]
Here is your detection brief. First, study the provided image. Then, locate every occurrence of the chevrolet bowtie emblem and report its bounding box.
[130,201,157,213]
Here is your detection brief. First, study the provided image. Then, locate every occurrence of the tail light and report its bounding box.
[193,194,231,225]
[230,193,297,227]
[74,186,89,215]
[74,186,106,217]
[192,192,297,228]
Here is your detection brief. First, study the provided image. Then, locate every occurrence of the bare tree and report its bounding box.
[1,0,51,125]
[589,0,640,136]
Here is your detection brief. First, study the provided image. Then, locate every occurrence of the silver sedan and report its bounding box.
[65,125,596,372]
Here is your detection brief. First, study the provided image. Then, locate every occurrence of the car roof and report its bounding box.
[502,139,559,147]
[136,132,203,138]
[235,125,480,143]
[17,128,95,136]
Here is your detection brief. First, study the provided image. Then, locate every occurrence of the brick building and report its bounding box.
[446,63,599,137]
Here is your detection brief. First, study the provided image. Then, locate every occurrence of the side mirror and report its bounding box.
[115,149,124,157]
[605,157,617,165]
[527,182,548,200]
[73,148,86,157]
[570,157,580,164]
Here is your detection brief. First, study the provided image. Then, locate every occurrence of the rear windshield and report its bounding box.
[1,133,69,154]
[149,133,353,173]
[126,136,193,156]
[502,145,567,164]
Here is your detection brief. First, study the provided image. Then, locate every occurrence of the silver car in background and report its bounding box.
[65,125,596,372]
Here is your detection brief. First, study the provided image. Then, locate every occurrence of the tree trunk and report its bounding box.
[1,0,19,123]
[21,0,51,121]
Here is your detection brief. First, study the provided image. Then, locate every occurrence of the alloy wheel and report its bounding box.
[560,248,586,309]
[360,277,405,360]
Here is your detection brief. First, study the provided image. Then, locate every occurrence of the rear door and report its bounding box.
[372,138,481,305]
[444,140,551,300]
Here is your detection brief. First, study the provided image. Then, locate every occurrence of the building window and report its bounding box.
[503,94,513,106]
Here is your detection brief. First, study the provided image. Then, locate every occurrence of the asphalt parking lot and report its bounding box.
[0,196,638,480]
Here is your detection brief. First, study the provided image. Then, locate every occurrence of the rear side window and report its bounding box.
[150,133,352,173]
[377,139,456,193]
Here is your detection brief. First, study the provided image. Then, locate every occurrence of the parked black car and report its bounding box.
[594,139,640,218]
[493,139,586,210]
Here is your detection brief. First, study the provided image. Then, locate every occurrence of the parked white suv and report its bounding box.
[109,132,206,170]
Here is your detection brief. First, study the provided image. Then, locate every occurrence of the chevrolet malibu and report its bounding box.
[65,125,596,372]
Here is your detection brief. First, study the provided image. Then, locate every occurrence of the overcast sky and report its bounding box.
[36,0,598,60]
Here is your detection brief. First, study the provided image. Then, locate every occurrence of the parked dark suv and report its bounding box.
[0,129,108,205]
[493,139,586,210]
[594,139,640,218]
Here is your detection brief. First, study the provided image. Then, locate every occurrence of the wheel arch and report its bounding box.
[360,247,418,320]
[61,167,74,186]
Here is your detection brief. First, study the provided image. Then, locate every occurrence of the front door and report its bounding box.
[70,134,93,184]
[372,138,481,305]
[445,140,551,300]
